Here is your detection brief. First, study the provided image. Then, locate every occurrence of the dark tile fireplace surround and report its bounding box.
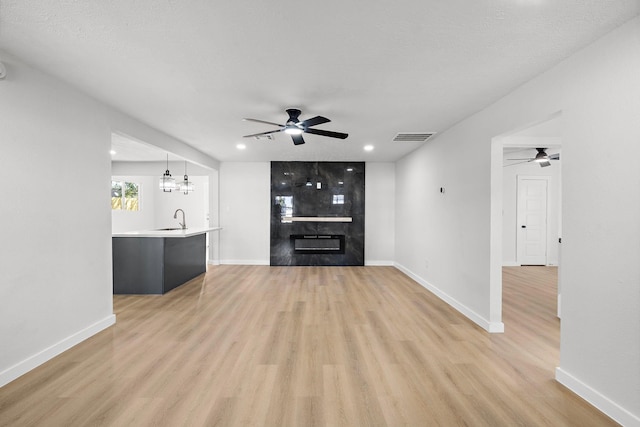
[270,161,365,266]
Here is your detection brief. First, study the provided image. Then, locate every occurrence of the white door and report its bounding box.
[516,176,549,265]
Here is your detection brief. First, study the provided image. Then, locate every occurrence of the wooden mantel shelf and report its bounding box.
[287,217,353,223]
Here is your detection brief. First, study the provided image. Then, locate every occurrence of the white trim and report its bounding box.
[557,293,561,318]
[394,263,504,334]
[555,368,640,427]
[365,260,395,266]
[489,112,563,330]
[489,136,505,329]
[207,260,221,266]
[219,259,270,265]
[502,262,520,267]
[0,315,116,388]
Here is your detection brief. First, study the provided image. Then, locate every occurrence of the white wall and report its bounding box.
[555,18,639,424]
[365,163,395,265]
[502,153,561,266]
[219,162,396,265]
[219,162,271,264]
[395,112,497,329]
[153,175,208,229]
[0,52,115,386]
[395,17,640,425]
[0,51,220,387]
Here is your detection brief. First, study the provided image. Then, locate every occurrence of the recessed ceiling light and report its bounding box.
[237,143,246,150]
[364,145,374,151]
[110,150,116,155]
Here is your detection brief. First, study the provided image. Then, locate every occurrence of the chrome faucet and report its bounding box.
[173,209,187,230]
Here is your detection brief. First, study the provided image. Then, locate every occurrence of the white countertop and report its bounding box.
[112,226,222,238]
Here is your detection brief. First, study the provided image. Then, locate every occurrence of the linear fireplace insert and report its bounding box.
[290,234,345,255]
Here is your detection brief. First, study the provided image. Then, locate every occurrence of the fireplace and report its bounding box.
[291,234,345,254]
[270,161,365,266]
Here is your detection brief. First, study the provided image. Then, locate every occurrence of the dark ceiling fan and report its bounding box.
[243,108,348,145]
[507,147,560,167]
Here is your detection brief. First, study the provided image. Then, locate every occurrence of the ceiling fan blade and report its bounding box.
[503,160,532,167]
[243,129,282,138]
[299,115,330,128]
[304,128,348,139]
[292,134,305,145]
[549,153,560,160]
[507,158,533,161]
[539,160,552,167]
[243,118,284,127]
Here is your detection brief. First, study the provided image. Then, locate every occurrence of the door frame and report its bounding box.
[489,111,562,332]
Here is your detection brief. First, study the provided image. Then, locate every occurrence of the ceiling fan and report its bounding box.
[243,108,348,145]
[506,148,560,167]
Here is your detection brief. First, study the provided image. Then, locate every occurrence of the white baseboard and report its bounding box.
[394,263,504,334]
[0,314,116,388]
[365,260,395,266]
[219,259,270,265]
[207,260,221,266]
[502,262,520,267]
[556,367,640,426]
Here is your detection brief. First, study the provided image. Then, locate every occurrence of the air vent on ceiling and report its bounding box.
[392,132,437,143]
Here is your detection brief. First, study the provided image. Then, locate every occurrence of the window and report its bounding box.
[332,194,345,205]
[111,180,140,211]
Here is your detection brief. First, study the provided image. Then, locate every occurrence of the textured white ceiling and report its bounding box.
[111,133,175,162]
[1,0,638,162]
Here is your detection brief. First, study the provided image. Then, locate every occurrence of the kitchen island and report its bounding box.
[112,227,221,294]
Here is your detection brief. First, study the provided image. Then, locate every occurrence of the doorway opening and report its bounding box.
[490,112,563,332]
[109,132,219,280]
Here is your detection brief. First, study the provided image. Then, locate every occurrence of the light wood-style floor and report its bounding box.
[0,266,617,426]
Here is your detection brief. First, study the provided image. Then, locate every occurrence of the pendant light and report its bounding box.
[159,154,176,192]
[178,161,194,194]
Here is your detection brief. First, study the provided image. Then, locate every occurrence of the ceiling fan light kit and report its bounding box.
[534,150,550,162]
[284,126,303,135]
[243,108,348,145]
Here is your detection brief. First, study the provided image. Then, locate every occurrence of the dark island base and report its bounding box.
[113,234,206,294]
